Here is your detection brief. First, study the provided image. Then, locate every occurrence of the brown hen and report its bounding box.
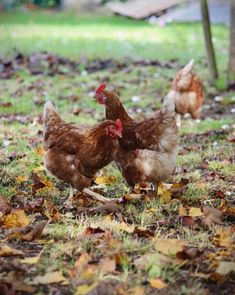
[168,60,204,124]
[43,101,122,204]
[94,84,179,194]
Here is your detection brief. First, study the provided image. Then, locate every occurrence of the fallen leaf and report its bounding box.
[99,257,116,274]
[149,278,168,289]
[215,261,235,275]
[15,175,28,183]
[154,239,185,256]
[0,102,12,107]
[128,286,145,295]
[74,252,91,271]
[20,256,40,265]
[176,247,204,265]
[0,196,11,218]
[88,202,120,214]
[179,206,203,217]
[179,216,196,227]
[75,282,98,295]
[202,206,223,226]
[31,271,68,285]
[94,175,116,185]
[134,252,172,270]
[35,146,45,155]
[5,221,47,241]
[157,184,171,204]
[212,227,234,248]
[3,209,29,228]
[133,227,155,238]
[0,244,24,257]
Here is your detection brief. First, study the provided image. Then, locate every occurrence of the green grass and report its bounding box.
[0,11,229,72]
[0,11,235,295]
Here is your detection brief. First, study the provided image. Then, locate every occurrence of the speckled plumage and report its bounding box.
[96,89,179,189]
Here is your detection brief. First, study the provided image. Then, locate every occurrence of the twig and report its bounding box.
[82,188,116,203]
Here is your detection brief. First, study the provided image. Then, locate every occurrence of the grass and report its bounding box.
[0,11,235,295]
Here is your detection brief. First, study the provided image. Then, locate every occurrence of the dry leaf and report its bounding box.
[128,286,145,295]
[99,257,116,274]
[20,256,40,265]
[133,227,155,238]
[149,278,168,289]
[15,175,28,182]
[0,244,24,256]
[212,227,234,248]
[202,206,223,226]
[134,252,172,270]
[5,221,47,241]
[179,206,203,217]
[88,202,120,214]
[216,261,235,275]
[0,196,11,218]
[3,209,29,228]
[157,184,171,204]
[94,175,116,185]
[154,239,185,256]
[75,252,91,271]
[75,282,98,295]
[31,271,68,285]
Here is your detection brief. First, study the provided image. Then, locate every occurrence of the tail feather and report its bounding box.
[162,93,175,113]
[43,101,58,125]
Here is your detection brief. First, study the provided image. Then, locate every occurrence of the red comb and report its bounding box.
[115,119,122,131]
[96,83,106,94]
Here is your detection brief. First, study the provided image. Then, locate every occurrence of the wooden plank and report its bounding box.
[107,0,183,19]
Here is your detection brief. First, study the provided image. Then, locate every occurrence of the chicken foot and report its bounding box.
[83,188,116,203]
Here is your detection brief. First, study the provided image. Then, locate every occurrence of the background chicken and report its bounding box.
[167,60,204,125]
[43,101,122,204]
[95,84,179,195]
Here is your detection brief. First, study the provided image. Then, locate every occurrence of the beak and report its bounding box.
[116,130,122,138]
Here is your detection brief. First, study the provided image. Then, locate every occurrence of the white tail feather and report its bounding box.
[163,93,175,113]
[182,59,194,73]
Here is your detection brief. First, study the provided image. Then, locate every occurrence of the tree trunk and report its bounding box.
[229,0,235,83]
[200,0,218,80]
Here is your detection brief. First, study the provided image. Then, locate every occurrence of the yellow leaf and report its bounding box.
[117,221,134,233]
[31,271,68,285]
[16,175,28,183]
[157,184,171,204]
[179,206,203,217]
[94,175,116,185]
[128,286,145,295]
[35,146,45,155]
[212,227,234,248]
[20,256,40,265]
[75,282,98,295]
[3,209,29,228]
[0,244,23,256]
[33,165,45,173]
[149,278,168,289]
[154,239,185,256]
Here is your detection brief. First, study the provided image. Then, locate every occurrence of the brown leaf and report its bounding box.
[88,202,120,214]
[0,102,12,107]
[74,252,91,271]
[176,247,204,265]
[179,216,196,227]
[99,257,116,274]
[5,221,47,241]
[77,226,106,240]
[133,227,155,238]
[202,206,223,226]
[0,196,11,218]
